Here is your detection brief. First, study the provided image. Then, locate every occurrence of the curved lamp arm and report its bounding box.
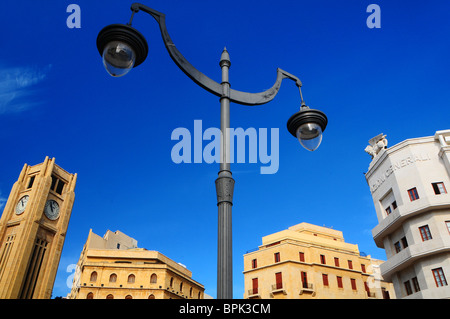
[129,3,305,106]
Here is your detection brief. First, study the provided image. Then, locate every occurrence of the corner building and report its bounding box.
[365,130,450,298]
[243,223,394,299]
[69,229,205,299]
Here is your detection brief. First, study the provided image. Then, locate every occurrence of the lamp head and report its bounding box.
[97,24,148,77]
[287,105,328,151]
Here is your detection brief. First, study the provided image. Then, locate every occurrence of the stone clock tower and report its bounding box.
[0,157,77,299]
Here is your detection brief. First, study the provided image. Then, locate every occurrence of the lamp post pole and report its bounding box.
[215,49,234,299]
[96,2,328,300]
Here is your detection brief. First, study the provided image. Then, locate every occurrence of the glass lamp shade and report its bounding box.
[102,41,136,77]
[296,122,323,151]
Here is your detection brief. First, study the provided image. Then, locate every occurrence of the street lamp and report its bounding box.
[96,3,328,299]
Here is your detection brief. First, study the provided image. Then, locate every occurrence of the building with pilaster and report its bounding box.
[364,130,450,298]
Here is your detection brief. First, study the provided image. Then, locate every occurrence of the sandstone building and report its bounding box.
[69,229,205,299]
[243,222,394,299]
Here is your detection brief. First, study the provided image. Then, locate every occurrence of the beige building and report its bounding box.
[0,157,77,299]
[243,222,394,299]
[68,229,205,299]
[365,130,450,298]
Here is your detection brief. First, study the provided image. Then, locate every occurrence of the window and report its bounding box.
[412,277,421,292]
[90,271,97,282]
[170,277,174,288]
[394,241,401,253]
[86,292,94,299]
[322,274,329,287]
[50,175,66,195]
[275,272,283,289]
[109,274,117,283]
[320,255,326,265]
[419,225,432,241]
[106,294,114,299]
[127,274,135,284]
[350,278,357,290]
[180,282,183,293]
[348,260,353,269]
[401,236,409,249]
[361,264,366,273]
[408,187,419,201]
[301,272,308,288]
[251,278,258,295]
[125,295,133,299]
[432,182,447,195]
[150,273,157,284]
[404,281,413,296]
[299,252,305,262]
[446,221,450,234]
[274,252,280,263]
[337,276,343,288]
[334,257,340,267]
[251,259,257,269]
[432,268,448,287]
[392,201,397,210]
[385,206,392,215]
[27,176,35,189]
[116,243,120,249]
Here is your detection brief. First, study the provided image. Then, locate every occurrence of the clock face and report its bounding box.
[15,195,29,215]
[44,200,60,220]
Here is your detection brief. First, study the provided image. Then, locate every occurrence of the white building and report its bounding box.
[364,130,450,299]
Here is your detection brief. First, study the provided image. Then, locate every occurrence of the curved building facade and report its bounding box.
[365,130,450,299]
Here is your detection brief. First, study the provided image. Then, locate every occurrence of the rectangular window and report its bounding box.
[385,206,392,215]
[432,182,447,195]
[404,281,413,296]
[320,255,326,265]
[299,252,305,262]
[394,241,401,253]
[348,260,353,269]
[274,252,280,263]
[337,276,343,288]
[412,277,421,292]
[350,278,357,290]
[275,272,283,289]
[252,259,257,269]
[401,236,409,249]
[361,264,366,273]
[50,175,65,195]
[446,221,450,234]
[392,200,397,210]
[27,176,35,189]
[322,274,329,287]
[432,268,448,287]
[301,271,308,288]
[252,278,258,295]
[334,257,340,267]
[419,225,432,241]
[408,187,419,201]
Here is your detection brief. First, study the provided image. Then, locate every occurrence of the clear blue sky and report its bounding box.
[1,0,450,299]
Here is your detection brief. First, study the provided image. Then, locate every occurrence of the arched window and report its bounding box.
[90,271,97,282]
[148,294,155,299]
[128,274,135,283]
[109,273,117,283]
[125,295,133,299]
[106,294,114,299]
[86,292,94,299]
[150,273,157,284]
[169,277,174,288]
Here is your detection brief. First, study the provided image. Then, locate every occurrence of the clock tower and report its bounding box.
[0,157,77,299]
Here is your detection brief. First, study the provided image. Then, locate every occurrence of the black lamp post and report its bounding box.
[96,3,327,299]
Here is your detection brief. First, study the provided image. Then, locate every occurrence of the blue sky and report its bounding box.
[1,0,450,299]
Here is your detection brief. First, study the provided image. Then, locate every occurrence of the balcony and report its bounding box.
[299,283,315,296]
[247,288,260,299]
[271,283,287,296]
